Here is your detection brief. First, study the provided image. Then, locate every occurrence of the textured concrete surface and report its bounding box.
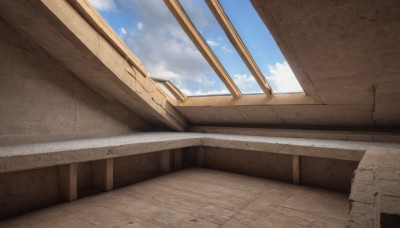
[203,147,293,183]
[2,132,399,173]
[0,17,152,146]
[0,168,349,227]
[348,147,400,227]
[0,166,61,220]
[300,157,358,192]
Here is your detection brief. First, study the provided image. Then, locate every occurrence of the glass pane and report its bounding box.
[179,0,262,94]
[220,0,303,94]
[88,0,229,96]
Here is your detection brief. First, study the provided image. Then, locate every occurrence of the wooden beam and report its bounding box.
[293,155,300,184]
[151,77,184,103]
[206,0,272,96]
[68,0,148,77]
[104,159,113,191]
[165,81,187,102]
[180,93,317,107]
[59,163,78,201]
[164,0,241,99]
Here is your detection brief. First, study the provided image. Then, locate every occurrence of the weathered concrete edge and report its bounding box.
[0,138,202,173]
[3,132,396,173]
[201,138,365,161]
[191,126,400,143]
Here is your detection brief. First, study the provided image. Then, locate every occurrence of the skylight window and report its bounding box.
[88,0,229,96]
[157,82,178,102]
[219,0,303,94]
[179,0,262,94]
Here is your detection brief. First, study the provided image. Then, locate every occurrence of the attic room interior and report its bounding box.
[0,0,400,227]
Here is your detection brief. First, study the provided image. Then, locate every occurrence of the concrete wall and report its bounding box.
[301,157,359,192]
[114,152,163,189]
[203,147,293,183]
[0,167,61,219]
[201,147,358,193]
[0,18,152,146]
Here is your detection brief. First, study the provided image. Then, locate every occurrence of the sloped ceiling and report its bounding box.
[177,0,400,129]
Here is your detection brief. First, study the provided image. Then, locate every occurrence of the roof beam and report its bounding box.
[164,0,241,99]
[70,0,149,78]
[164,81,187,102]
[152,78,187,103]
[206,0,272,97]
[179,93,317,107]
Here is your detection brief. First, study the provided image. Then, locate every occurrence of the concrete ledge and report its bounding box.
[202,134,389,161]
[0,133,202,173]
[192,126,400,143]
[1,132,399,173]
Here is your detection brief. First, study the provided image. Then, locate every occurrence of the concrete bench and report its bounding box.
[2,132,399,174]
[1,132,400,219]
[1,133,399,198]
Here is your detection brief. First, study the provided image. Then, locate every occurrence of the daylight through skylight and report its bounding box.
[179,0,263,94]
[219,0,303,93]
[89,0,304,97]
[89,0,229,96]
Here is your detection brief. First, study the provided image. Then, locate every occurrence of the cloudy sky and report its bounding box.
[89,0,303,96]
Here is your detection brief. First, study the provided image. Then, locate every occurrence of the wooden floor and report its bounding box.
[1,168,349,228]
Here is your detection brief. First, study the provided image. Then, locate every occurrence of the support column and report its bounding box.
[59,163,78,201]
[293,155,300,185]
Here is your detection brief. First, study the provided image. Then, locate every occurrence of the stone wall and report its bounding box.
[348,147,400,227]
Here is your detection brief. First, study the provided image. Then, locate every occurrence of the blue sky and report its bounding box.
[88,0,303,95]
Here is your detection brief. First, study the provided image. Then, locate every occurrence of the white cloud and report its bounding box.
[206,39,219,47]
[120,27,127,35]
[137,21,144,30]
[88,0,116,11]
[233,74,261,94]
[221,45,233,53]
[181,88,229,96]
[117,0,226,96]
[266,61,303,93]
[150,65,181,82]
[233,74,256,84]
